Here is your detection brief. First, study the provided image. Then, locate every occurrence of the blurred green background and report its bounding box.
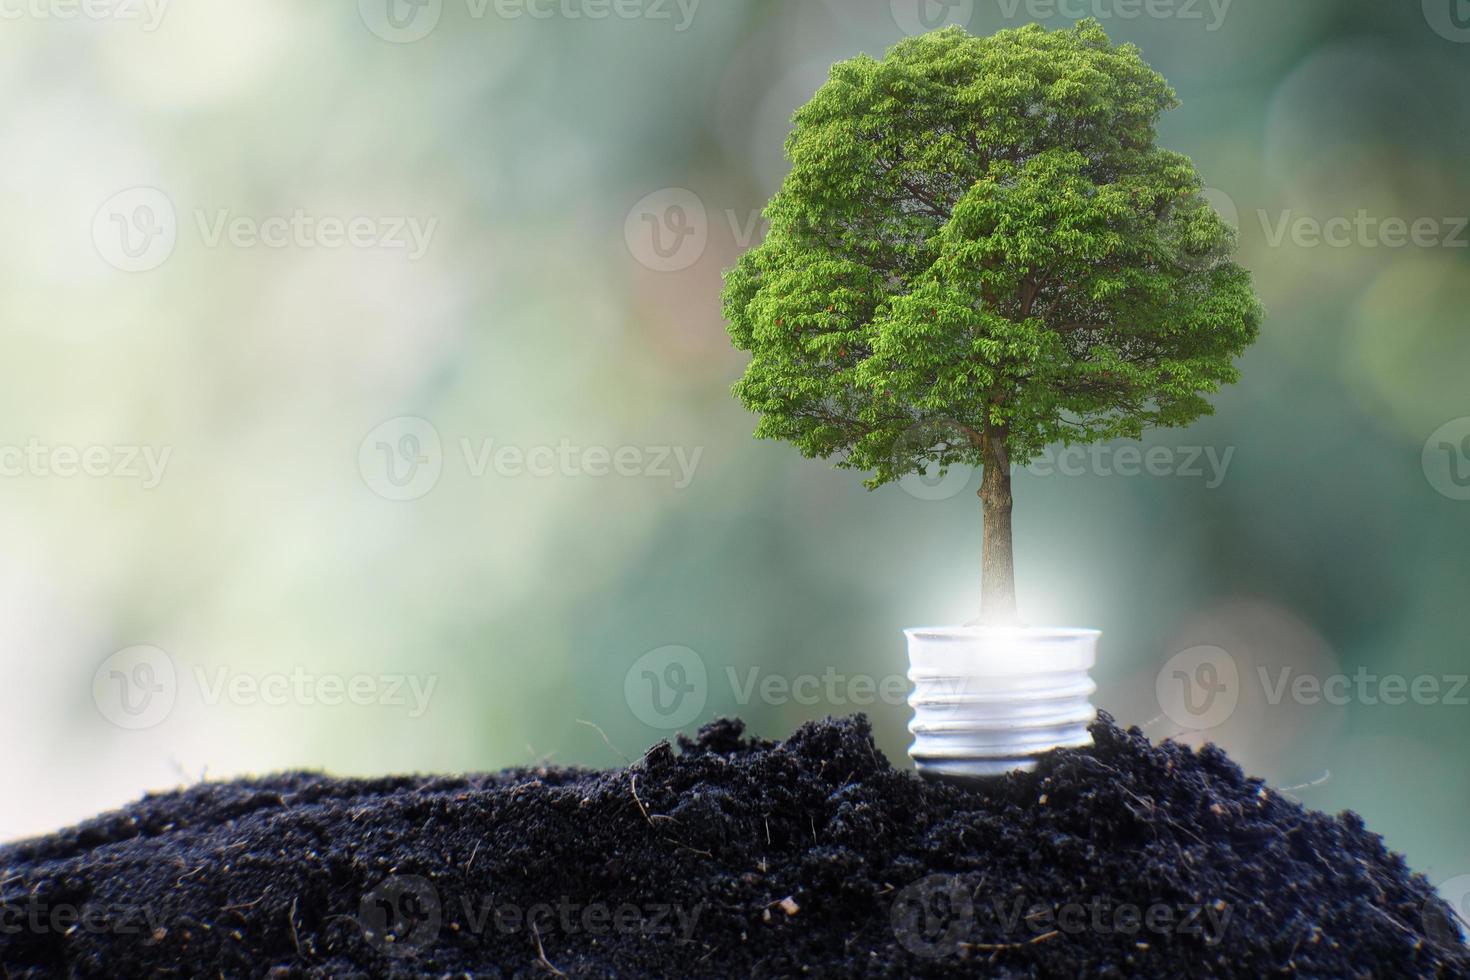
[2,0,1467,895]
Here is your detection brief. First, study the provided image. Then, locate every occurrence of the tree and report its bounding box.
[723,20,1262,626]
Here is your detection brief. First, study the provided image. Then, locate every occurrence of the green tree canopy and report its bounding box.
[723,20,1262,623]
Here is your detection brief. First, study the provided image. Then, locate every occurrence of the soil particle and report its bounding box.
[2,713,1466,977]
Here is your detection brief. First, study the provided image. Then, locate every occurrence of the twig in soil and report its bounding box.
[577,719,631,765]
[962,930,1061,952]
[175,862,210,888]
[531,922,567,977]
[1138,713,1199,741]
[524,745,559,767]
[1370,903,1416,936]
[169,758,209,786]
[630,775,713,859]
[629,776,677,827]
[221,891,270,913]
[630,775,657,828]
[288,898,302,957]
[1278,771,1332,796]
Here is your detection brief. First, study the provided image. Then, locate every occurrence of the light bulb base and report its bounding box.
[905,626,1100,780]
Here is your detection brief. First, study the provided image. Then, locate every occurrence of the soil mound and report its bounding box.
[3,713,1466,977]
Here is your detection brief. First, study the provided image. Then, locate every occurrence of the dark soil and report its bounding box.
[2,713,1466,978]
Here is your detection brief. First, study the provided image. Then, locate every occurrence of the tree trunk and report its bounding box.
[978,429,1018,626]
